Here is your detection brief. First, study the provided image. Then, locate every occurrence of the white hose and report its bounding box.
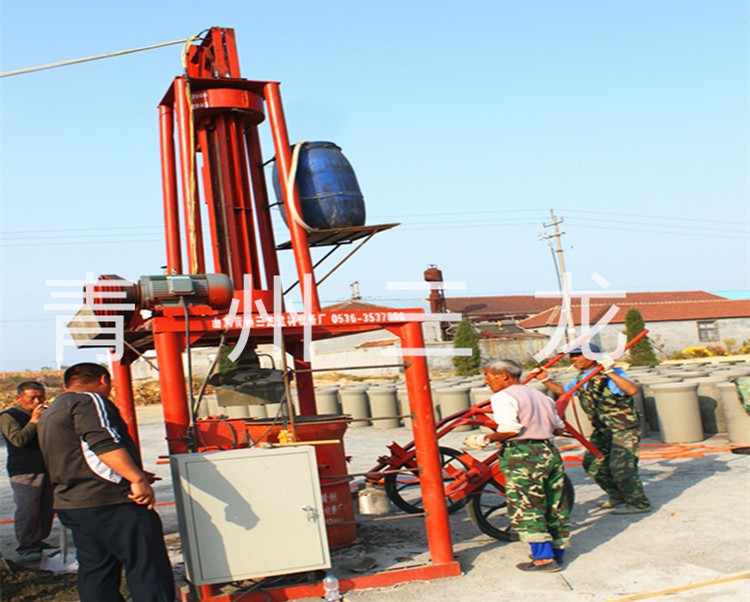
[285,141,317,232]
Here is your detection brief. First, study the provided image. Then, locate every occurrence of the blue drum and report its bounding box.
[272,141,366,230]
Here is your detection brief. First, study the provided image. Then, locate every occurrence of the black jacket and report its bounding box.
[37,391,142,509]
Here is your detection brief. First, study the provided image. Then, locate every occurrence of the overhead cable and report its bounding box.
[0,38,190,78]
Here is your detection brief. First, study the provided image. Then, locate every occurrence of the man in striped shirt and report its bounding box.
[38,363,174,602]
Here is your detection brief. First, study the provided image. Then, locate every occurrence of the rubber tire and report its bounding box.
[383,446,469,514]
[467,473,575,541]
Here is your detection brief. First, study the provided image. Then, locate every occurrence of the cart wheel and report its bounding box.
[467,474,575,541]
[383,446,469,514]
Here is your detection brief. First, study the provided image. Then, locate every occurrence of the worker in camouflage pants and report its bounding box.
[499,440,569,555]
[537,344,652,515]
[464,359,569,572]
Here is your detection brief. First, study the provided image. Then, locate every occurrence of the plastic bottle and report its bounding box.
[322,571,340,601]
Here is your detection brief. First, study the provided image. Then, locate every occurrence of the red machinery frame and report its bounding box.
[105,28,461,600]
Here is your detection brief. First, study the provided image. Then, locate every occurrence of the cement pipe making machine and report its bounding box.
[69,27,463,601]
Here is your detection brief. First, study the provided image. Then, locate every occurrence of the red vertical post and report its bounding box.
[287,340,316,415]
[264,82,320,311]
[245,125,281,291]
[154,330,190,454]
[400,321,455,565]
[195,126,226,276]
[110,357,140,453]
[158,103,183,274]
[230,115,261,287]
[212,115,244,286]
[174,76,206,274]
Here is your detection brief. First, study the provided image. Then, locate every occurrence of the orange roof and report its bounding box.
[446,295,558,316]
[446,291,724,318]
[321,299,395,312]
[518,299,750,328]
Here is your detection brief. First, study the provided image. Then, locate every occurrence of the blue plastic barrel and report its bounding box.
[272,141,366,230]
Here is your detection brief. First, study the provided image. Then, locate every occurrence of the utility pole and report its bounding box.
[540,209,576,344]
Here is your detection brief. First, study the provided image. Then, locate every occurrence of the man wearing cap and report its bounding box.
[535,344,652,515]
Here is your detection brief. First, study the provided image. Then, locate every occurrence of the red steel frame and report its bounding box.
[108,28,460,600]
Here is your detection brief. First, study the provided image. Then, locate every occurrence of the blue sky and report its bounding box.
[1,1,748,370]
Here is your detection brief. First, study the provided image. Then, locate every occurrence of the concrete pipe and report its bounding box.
[526,379,549,394]
[196,393,220,418]
[469,385,492,406]
[435,386,473,432]
[396,385,412,429]
[651,382,704,443]
[718,368,750,379]
[669,370,710,379]
[639,377,683,432]
[340,386,370,427]
[429,387,442,421]
[470,386,494,434]
[717,382,750,447]
[315,386,341,415]
[247,404,268,419]
[631,385,649,437]
[223,404,251,419]
[690,377,731,434]
[264,402,289,420]
[367,386,400,429]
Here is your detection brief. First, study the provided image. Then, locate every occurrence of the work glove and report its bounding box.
[463,433,490,450]
[599,356,617,374]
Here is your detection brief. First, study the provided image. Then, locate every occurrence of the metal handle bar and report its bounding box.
[367,352,567,476]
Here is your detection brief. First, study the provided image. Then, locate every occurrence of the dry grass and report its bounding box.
[0,370,64,409]
[0,370,214,410]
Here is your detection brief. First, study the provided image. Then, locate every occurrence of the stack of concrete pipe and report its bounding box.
[633,362,750,445]
[205,362,750,444]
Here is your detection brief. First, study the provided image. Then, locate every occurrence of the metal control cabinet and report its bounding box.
[170,446,330,585]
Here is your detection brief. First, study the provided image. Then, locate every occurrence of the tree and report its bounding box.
[625,308,659,366]
[452,318,481,375]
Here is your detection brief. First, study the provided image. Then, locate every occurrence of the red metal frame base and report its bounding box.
[180,562,463,601]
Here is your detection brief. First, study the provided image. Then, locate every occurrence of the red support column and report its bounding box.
[174,76,206,274]
[110,356,140,453]
[287,340,316,415]
[158,102,183,274]
[264,82,320,311]
[154,330,191,454]
[245,125,281,291]
[400,321,455,565]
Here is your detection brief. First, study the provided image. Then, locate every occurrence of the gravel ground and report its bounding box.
[2,404,749,602]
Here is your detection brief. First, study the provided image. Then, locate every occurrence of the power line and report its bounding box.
[0,38,190,78]
[558,208,742,226]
